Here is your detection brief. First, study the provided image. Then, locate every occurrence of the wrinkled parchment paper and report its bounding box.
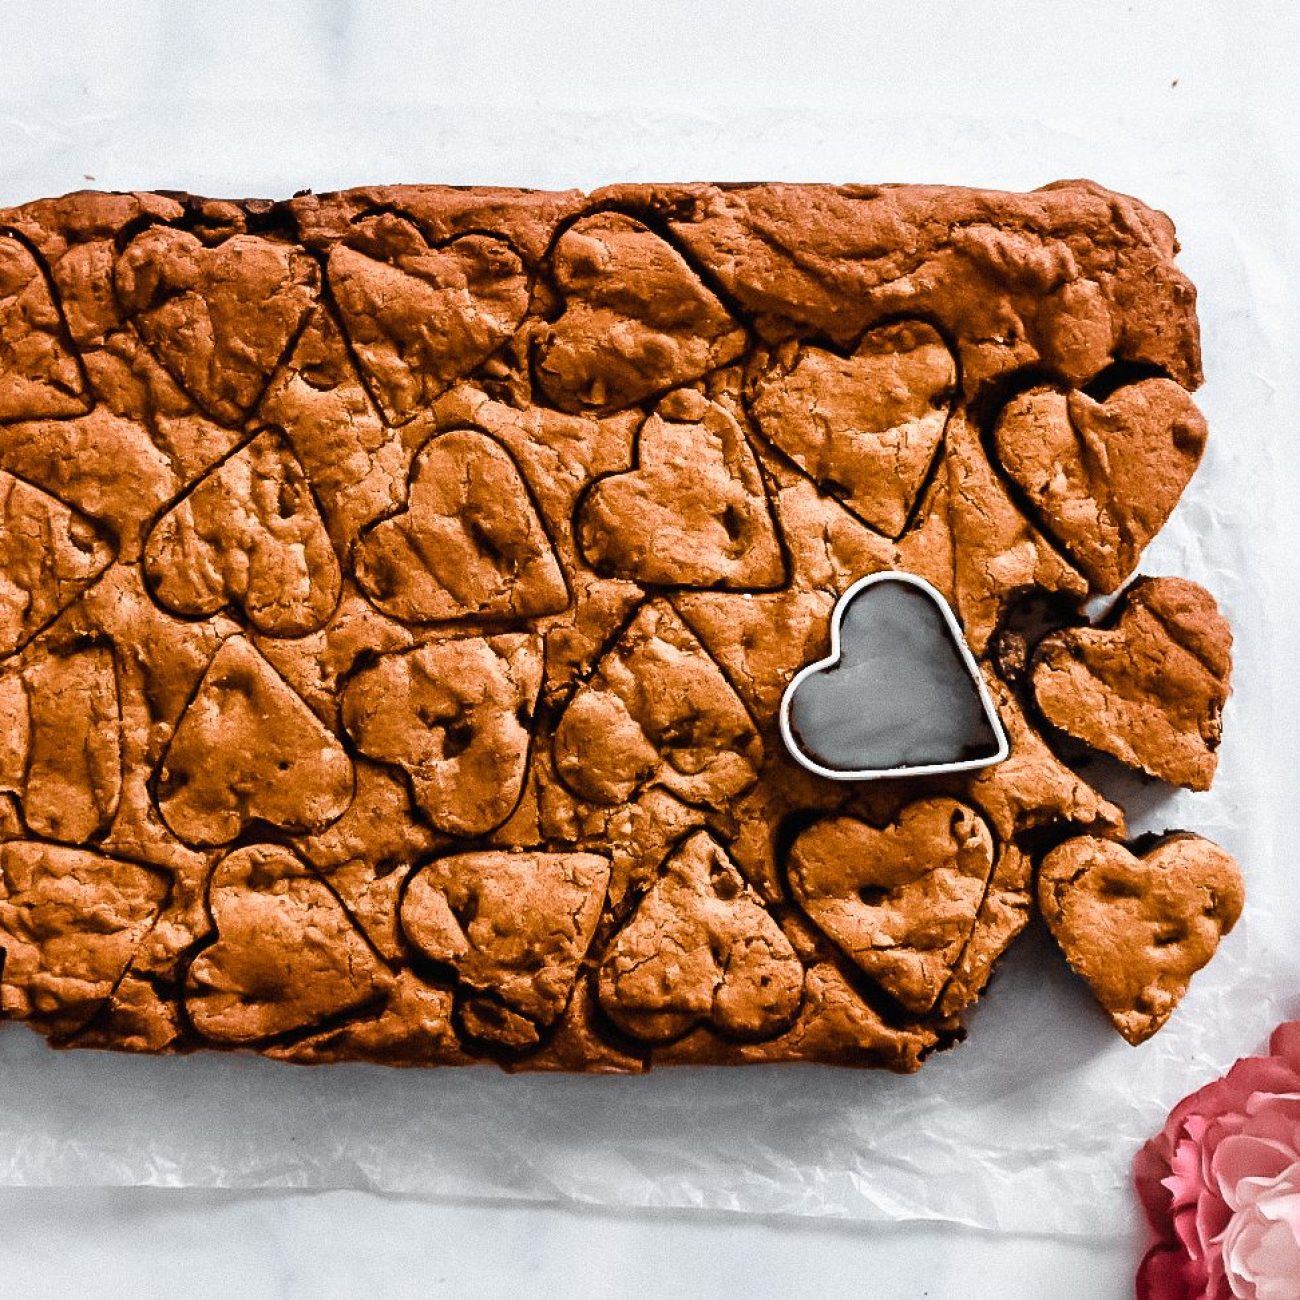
[0,87,1296,1237]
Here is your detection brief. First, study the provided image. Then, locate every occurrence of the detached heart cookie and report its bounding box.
[1038,834,1244,1045]
[157,636,354,846]
[749,320,957,537]
[354,429,568,624]
[786,800,996,1013]
[597,831,803,1043]
[185,843,387,1044]
[341,634,543,838]
[115,225,319,425]
[534,213,747,413]
[143,429,340,637]
[780,572,1008,780]
[328,213,530,424]
[576,389,784,589]
[993,379,1207,593]
[1032,577,1232,791]
[0,232,89,421]
[401,849,610,1050]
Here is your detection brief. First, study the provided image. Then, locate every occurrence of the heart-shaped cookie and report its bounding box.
[534,213,747,413]
[553,600,763,808]
[354,428,568,623]
[597,831,803,1043]
[749,320,957,537]
[780,573,1008,780]
[115,225,319,424]
[144,428,340,637]
[0,469,115,657]
[1033,577,1232,791]
[341,634,543,838]
[993,378,1207,593]
[786,799,997,1013]
[184,843,386,1044]
[327,213,530,424]
[1038,834,1244,1045]
[0,640,121,844]
[0,232,89,421]
[576,389,784,589]
[0,840,169,1038]
[401,849,610,1050]
[156,636,354,846]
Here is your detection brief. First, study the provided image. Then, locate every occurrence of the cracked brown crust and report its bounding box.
[0,180,1234,1071]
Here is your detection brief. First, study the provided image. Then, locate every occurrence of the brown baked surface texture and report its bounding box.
[0,180,1237,1072]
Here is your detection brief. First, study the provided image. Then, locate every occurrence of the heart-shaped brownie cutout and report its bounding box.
[553,599,763,808]
[1033,577,1232,791]
[0,840,168,1038]
[354,428,568,624]
[787,799,997,1013]
[156,636,354,847]
[0,469,115,657]
[576,389,784,589]
[328,213,530,424]
[0,232,89,421]
[341,634,543,838]
[185,843,386,1044]
[0,639,121,844]
[597,830,803,1043]
[144,429,340,637]
[993,378,1207,593]
[115,225,319,425]
[780,573,1008,779]
[534,212,747,414]
[1038,834,1244,1045]
[401,849,610,1050]
[749,320,957,537]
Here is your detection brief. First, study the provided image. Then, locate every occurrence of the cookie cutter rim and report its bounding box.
[778,570,1011,782]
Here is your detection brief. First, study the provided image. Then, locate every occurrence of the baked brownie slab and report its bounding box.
[0,181,1239,1070]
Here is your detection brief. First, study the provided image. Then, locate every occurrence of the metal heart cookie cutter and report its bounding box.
[779,571,1010,782]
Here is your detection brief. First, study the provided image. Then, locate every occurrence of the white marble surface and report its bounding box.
[0,1,1298,1294]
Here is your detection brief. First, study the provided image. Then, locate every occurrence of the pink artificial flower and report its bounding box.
[1135,1022,1300,1299]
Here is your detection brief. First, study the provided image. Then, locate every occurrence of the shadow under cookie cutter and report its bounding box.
[779,571,1011,782]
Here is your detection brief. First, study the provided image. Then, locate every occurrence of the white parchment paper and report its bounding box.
[0,0,1298,1240]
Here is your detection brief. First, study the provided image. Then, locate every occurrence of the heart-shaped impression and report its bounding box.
[1038,834,1244,1045]
[553,600,763,808]
[115,225,319,425]
[749,320,957,537]
[400,849,610,1050]
[143,429,340,637]
[353,428,568,624]
[341,634,543,838]
[327,213,530,424]
[993,378,1207,593]
[0,840,169,1038]
[0,639,121,844]
[184,843,387,1044]
[597,830,803,1043]
[786,799,997,1013]
[576,389,784,589]
[156,636,354,847]
[0,469,115,657]
[1032,576,1232,791]
[534,212,747,414]
[780,572,1008,780]
[0,232,89,421]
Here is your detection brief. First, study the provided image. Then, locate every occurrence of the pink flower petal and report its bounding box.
[1216,1136,1297,1210]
